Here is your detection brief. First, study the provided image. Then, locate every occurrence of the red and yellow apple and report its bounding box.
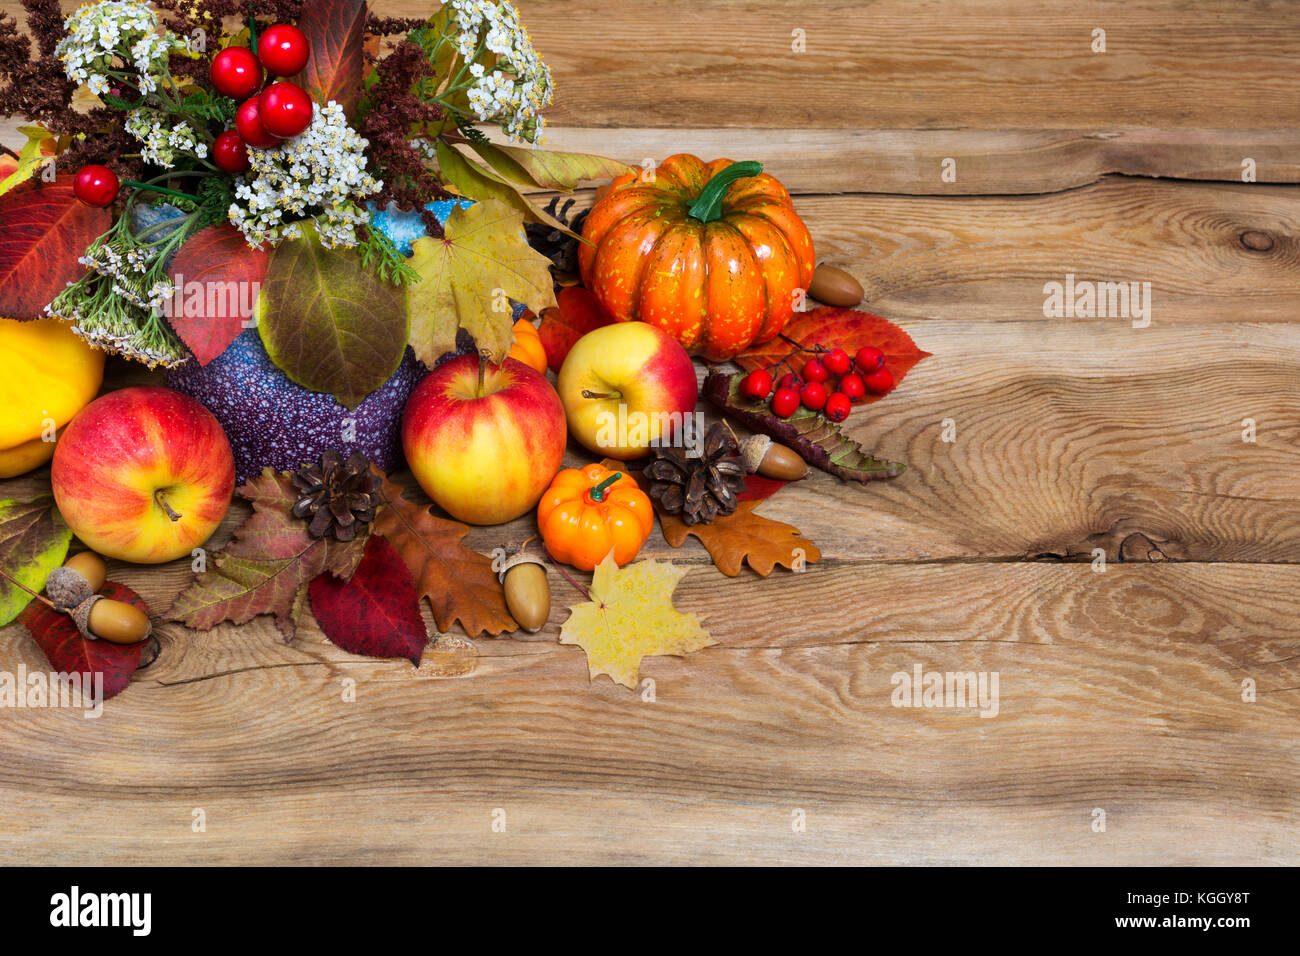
[403,354,566,525]
[556,322,699,458]
[51,386,235,564]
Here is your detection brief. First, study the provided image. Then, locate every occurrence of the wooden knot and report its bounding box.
[1239,230,1274,252]
[1119,532,1168,563]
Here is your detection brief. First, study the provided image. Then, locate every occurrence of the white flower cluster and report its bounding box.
[228,101,382,249]
[73,243,173,314]
[449,0,554,142]
[125,108,207,168]
[55,1,184,102]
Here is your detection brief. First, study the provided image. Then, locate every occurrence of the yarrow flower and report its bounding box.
[447,0,554,142]
[55,1,185,97]
[228,101,383,249]
[124,108,206,167]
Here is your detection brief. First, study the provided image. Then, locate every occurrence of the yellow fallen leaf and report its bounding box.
[406,198,557,367]
[560,552,715,689]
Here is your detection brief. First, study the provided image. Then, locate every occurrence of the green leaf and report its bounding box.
[407,198,556,367]
[0,496,73,626]
[470,141,633,192]
[257,228,409,409]
[436,141,575,236]
[0,128,54,197]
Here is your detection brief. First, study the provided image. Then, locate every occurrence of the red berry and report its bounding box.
[823,347,851,376]
[72,164,119,207]
[855,346,885,373]
[257,24,311,77]
[258,81,313,138]
[771,387,800,417]
[740,369,773,401]
[863,366,894,394]
[799,381,827,411]
[212,129,250,173]
[210,46,263,100]
[839,372,866,401]
[825,392,851,422]
[777,372,802,391]
[802,359,829,383]
[235,95,282,149]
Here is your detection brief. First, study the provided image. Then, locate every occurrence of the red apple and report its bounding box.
[51,387,235,564]
[557,322,699,458]
[403,355,566,525]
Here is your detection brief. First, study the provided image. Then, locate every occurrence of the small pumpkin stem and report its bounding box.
[686,160,764,223]
[588,473,622,502]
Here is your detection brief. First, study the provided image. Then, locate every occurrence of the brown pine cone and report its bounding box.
[644,423,747,525]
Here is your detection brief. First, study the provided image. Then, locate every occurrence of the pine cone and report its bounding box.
[291,450,381,541]
[524,196,590,276]
[644,423,748,525]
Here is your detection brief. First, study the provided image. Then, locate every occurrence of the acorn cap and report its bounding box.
[69,594,104,641]
[738,434,773,475]
[45,565,94,610]
[496,552,547,584]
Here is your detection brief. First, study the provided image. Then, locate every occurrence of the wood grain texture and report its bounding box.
[0,561,1295,864]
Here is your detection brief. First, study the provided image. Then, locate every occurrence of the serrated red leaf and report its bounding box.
[735,307,932,402]
[0,176,111,321]
[308,534,426,665]
[536,285,615,373]
[737,474,788,502]
[20,581,148,701]
[167,224,269,365]
[297,0,366,118]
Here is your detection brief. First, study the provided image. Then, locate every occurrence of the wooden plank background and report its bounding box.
[1,0,1297,865]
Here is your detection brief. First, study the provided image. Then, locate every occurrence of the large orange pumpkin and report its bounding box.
[578,155,815,361]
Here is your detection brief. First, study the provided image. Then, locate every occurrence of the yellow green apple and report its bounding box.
[51,387,235,564]
[402,355,567,525]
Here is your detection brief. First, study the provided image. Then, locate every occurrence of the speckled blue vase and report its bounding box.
[167,330,425,485]
[164,200,526,484]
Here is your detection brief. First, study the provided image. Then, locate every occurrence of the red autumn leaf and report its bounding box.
[735,307,932,402]
[0,176,111,321]
[297,0,367,118]
[20,581,148,701]
[737,474,788,502]
[167,224,269,365]
[537,285,615,373]
[308,533,427,665]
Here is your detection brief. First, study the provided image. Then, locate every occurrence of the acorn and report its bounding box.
[738,435,808,481]
[497,554,550,633]
[44,551,108,610]
[70,594,152,644]
[808,264,865,307]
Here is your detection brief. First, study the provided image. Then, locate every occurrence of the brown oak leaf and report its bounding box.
[167,469,367,641]
[658,501,821,577]
[371,470,517,636]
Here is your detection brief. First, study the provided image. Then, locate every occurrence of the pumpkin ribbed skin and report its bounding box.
[578,154,815,361]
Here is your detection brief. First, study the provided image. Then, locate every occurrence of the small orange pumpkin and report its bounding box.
[506,317,547,374]
[578,154,815,361]
[537,463,654,571]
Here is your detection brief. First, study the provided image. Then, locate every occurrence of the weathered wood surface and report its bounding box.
[1,0,1298,865]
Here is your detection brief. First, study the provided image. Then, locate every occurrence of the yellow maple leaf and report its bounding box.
[559,552,715,689]
[406,198,557,367]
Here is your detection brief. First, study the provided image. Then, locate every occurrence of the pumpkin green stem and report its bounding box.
[686,161,763,223]
[589,473,622,503]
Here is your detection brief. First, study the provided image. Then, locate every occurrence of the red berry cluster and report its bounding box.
[72,25,315,207]
[211,25,314,172]
[739,346,894,423]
